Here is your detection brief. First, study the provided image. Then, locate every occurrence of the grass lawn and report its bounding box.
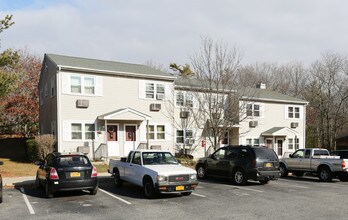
[0,158,38,177]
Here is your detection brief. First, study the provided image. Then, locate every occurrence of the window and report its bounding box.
[246,138,259,146]
[145,82,165,100]
[288,106,300,119]
[213,148,226,160]
[84,77,95,94]
[247,104,260,117]
[132,152,141,165]
[147,125,166,140]
[85,124,95,140]
[176,129,193,143]
[71,123,95,140]
[71,76,96,95]
[288,138,299,150]
[175,91,195,107]
[71,123,82,140]
[253,139,259,146]
[246,138,252,145]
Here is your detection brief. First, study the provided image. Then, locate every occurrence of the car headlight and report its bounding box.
[190,174,197,180]
[156,175,168,182]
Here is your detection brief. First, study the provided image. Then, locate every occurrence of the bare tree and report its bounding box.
[305,52,348,150]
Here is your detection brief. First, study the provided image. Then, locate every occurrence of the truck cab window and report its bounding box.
[132,152,141,165]
[305,150,311,158]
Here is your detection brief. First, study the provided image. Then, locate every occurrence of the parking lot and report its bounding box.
[1,175,347,220]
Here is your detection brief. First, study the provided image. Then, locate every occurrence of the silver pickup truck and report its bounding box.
[108,149,198,198]
[279,148,348,182]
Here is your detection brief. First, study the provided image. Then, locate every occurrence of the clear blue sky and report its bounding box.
[1,0,347,68]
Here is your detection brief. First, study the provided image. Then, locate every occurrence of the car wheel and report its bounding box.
[143,179,155,199]
[259,180,269,185]
[181,192,192,196]
[338,174,348,182]
[45,182,53,198]
[294,171,304,177]
[196,165,206,179]
[113,169,123,187]
[232,168,247,186]
[279,164,288,177]
[90,187,98,195]
[318,167,332,182]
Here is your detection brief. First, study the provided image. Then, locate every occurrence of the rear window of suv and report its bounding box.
[253,147,278,159]
[56,155,91,167]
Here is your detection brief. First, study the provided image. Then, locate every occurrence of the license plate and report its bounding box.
[265,163,273,168]
[70,172,81,177]
[175,185,185,191]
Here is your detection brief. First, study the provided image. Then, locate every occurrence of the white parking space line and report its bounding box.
[99,188,131,205]
[192,193,206,198]
[227,185,263,193]
[20,187,35,215]
[273,181,309,189]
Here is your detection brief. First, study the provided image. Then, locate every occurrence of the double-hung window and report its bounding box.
[145,82,165,100]
[288,138,299,150]
[247,104,260,117]
[70,76,96,95]
[176,129,193,143]
[71,123,95,140]
[175,92,194,107]
[288,106,300,119]
[147,125,166,140]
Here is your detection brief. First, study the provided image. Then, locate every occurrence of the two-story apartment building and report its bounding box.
[39,54,308,159]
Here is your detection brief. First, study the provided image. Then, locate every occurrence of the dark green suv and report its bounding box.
[196,145,280,185]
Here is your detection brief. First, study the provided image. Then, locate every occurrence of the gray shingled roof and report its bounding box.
[45,53,174,79]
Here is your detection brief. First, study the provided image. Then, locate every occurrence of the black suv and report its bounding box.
[196,145,280,185]
[36,152,98,198]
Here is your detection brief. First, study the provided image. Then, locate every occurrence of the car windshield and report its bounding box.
[142,152,178,165]
[56,155,91,167]
[253,147,278,160]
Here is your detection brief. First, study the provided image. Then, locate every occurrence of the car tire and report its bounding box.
[45,182,53,198]
[143,178,155,199]
[113,169,123,187]
[90,187,98,195]
[181,192,192,196]
[232,168,247,186]
[196,165,206,179]
[318,167,333,182]
[294,171,304,177]
[279,164,288,177]
[259,180,269,185]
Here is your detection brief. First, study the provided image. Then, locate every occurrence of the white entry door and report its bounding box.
[107,125,120,157]
[124,125,137,156]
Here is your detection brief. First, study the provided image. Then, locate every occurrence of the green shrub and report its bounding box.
[26,139,39,162]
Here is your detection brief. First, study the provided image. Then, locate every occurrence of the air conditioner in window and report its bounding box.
[76,99,89,108]
[186,138,195,145]
[249,121,258,128]
[150,103,161,111]
[156,93,165,100]
[291,122,299,128]
[180,111,190,118]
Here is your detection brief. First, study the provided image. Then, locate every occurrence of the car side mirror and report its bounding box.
[289,154,293,158]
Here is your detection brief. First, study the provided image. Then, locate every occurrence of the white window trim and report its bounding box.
[62,120,97,142]
[62,73,103,97]
[139,80,166,101]
[175,91,197,108]
[147,123,169,141]
[285,105,303,120]
[175,129,195,144]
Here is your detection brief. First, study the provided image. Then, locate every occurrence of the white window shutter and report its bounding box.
[259,103,265,118]
[165,83,173,101]
[284,105,289,119]
[62,73,70,94]
[62,121,71,141]
[165,123,172,141]
[139,80,145,99]
[95,76,103,96]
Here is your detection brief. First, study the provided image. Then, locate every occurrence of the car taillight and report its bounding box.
[342,161,346,169]
[49,167,59,179]
[91,166,98,177]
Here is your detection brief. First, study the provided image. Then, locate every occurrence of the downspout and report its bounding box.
[147,120,149,149]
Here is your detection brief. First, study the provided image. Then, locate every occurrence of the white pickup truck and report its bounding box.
[279,148,348,182]
[108,150,198,198]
